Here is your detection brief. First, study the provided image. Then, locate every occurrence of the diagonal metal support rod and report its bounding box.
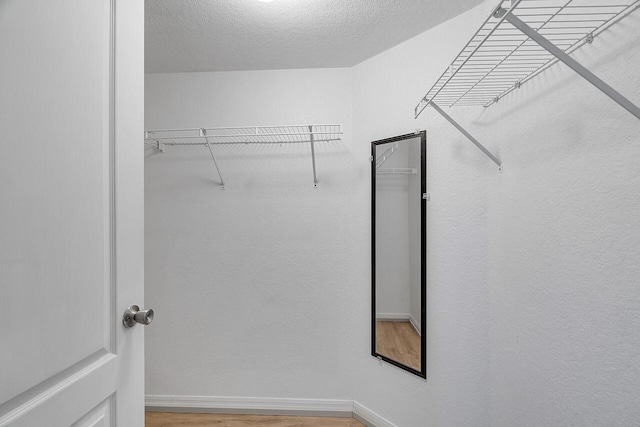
[500,8,640,120]
[201,129,226,189]
[309,125,318,188]
[430,102,502,170]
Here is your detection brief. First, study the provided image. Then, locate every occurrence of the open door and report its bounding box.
[0,0,145,425]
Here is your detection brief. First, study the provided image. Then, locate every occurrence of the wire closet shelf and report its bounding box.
[144,124,342,146]
[144,124,343,188]
[415,0,640,116]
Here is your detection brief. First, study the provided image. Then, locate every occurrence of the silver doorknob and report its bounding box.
[122,305,154,328]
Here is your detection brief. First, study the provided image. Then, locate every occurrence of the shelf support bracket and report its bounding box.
[201,129,226,190]
[144,140,164,153]
[501,9,640,121]
[430,102,502,170]
[309,125,318,188]
[144,131,164,152]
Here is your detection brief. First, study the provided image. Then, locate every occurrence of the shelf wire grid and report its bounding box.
[415,0,640,117]
[144,124,342,147]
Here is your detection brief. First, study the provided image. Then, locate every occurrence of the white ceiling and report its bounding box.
[145,0,484,73]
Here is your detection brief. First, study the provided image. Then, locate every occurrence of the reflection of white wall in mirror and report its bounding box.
[375,140,411,319]
[408,137,422,335]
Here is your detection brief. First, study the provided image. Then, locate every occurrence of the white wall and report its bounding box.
[145,2,640,426]
[484,10,640,427]
[144,69,358,400]
[351,4,496,426]
[351,2,640,425]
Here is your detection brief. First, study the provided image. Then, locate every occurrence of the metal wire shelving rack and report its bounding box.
[414,0,640,170]
[144,124,343,188]
[374,143,418,175]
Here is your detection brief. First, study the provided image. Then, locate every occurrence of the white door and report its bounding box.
[0,0,144,425]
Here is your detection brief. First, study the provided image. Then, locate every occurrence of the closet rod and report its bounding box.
[377,168,417,175]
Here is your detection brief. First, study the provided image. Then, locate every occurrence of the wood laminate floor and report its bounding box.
[375,320,421,371]
[145,412,365,427]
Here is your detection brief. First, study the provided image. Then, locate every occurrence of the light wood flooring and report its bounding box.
[375,320,421,371]
[145,412,365,427]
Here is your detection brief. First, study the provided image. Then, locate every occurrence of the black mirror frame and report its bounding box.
[371,130,427,379]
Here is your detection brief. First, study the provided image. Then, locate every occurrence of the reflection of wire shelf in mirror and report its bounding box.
[414,0,640,170]
[375,142,399,169]
[377,168,418,175]
[144,124,343,189]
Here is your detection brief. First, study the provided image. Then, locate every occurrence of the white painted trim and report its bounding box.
[376,313,410,322]
[409,314,421,336]
[353,402,398,427]
[145,395,353,418]
[145,396,398,427]
[376,313,421,336]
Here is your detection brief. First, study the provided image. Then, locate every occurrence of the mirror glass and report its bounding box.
[371,131,426,378]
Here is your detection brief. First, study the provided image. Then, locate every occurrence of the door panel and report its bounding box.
[0,0,111,403]
[0,0,144,425]
[72,397,113,427]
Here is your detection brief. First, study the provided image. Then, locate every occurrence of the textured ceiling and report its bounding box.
[145,0,484,73]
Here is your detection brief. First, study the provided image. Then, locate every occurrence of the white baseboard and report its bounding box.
[376,313,410,322]
[409,314,421,336]
[353,402,398,427]
[145,395,352,418]
[145,395,398,427]
[377,313,421,337]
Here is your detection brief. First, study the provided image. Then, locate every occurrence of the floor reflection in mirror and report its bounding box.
[375,320,421,372]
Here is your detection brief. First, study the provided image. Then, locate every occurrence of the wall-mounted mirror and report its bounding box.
[371,131,426,379]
